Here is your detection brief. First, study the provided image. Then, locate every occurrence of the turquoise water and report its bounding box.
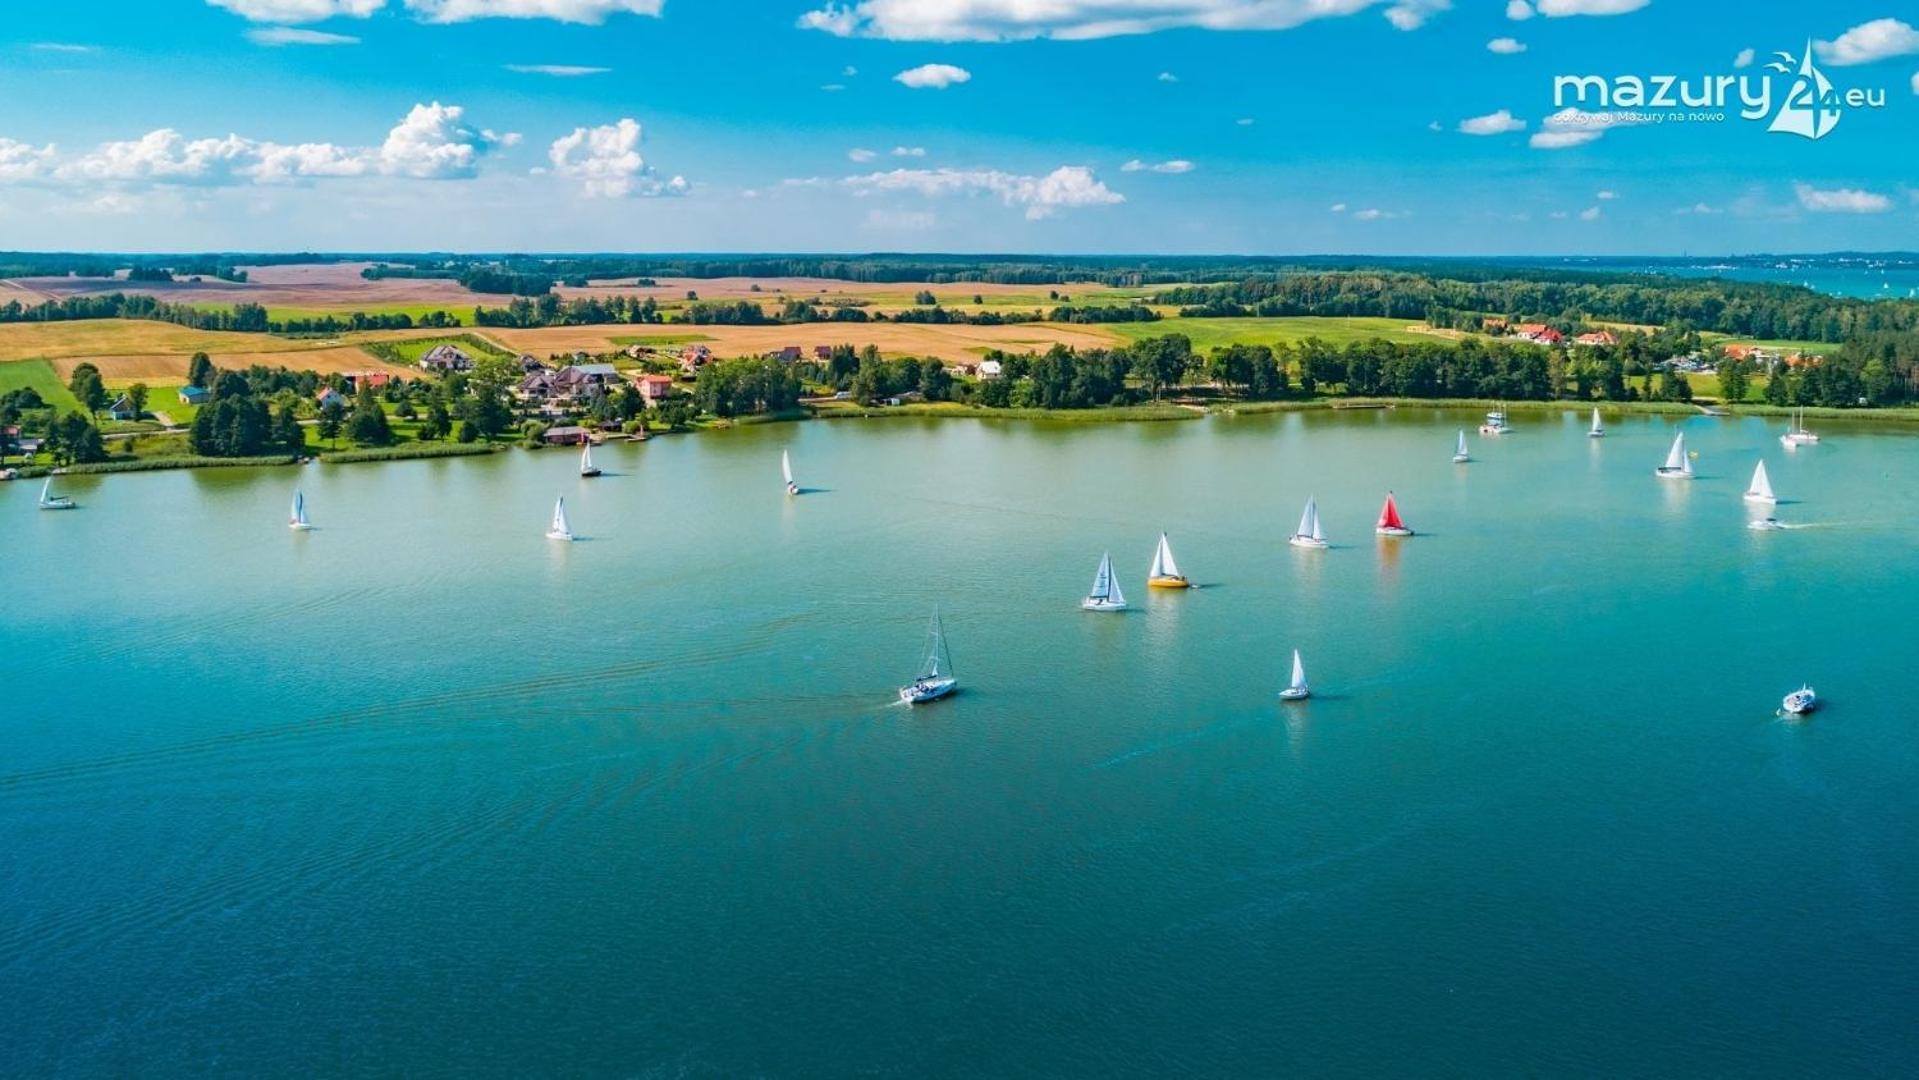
[4,410,1917,1075]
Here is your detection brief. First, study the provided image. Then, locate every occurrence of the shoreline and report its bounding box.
[9,395,1915,481]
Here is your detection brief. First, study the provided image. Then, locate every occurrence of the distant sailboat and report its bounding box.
[1655,431,1693,479]
[545,495,574,541]
[1374,492,1413,537]
[1744,460,1777,504]
[579,441,601,478]
[1279,649,1310,701]
[1081,552,1127,612]
[1288,496,1328,549]
[782,448,798,496]
[288,491,313,530]
[1781,409,1820,447]
[1478,407,1510,436]
[1147,532,1189,588]
[1588,407,1605,438]
[1452,429,1471,463]
[899,608,958,704]
[37,477,75,510]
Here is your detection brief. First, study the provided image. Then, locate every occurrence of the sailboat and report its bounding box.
[1452,429,1471,463]
[1147,532,1189,588]
[37,477,75,510]
[1780,409,1820,447]
[579,441,601,478]
[1288,496,1328,549]
[1374,492,1413,537]
[1655,430,1693,479]
[1744,460,1777,504]
[899,608,958,704]
[1279,649,1310,701]
[545,495,574,541]
[1081,552,1127,612]
[1588,407,1605,438]
[782,448,798,496]
[288,491,313,530]
[1780,684,1818,716]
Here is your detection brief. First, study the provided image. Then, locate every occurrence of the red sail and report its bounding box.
[1377,494,1403,530]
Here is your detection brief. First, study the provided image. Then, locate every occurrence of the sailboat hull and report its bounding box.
[39,500,75,511]
[1654,468,1692,480]
[1080,598,1127,612]
[1288,535,1328,549]
[786,482,799,495]
[899,677,957,704]
[289,522,314,531]
[1452,453,1470,463]
[1279,687,1310,701]
[1743,492,1777,505]
[546,530,574,541]
[1147,576,1190,589]
[1374,526,1414,537]
[581,467,602,478]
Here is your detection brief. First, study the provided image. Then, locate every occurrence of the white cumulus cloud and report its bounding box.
[1383,0,1449,31]
[206,0,383,20]
[1794,183,1892,213]
[1535,0,1646,15]
[799,0,1387,42]
[0,139,58,182]
[848,147,878,162]
[208,0,664,22]
[1733,47,1755,68]
[1487,36,1526,53]
[548,117,685,197]
[1505,0,1533,18]
[892,146,927,157]
[1458,109,1525,135]
[379,101,509,179]
[1814,18,1919,66]
[894,62,971,88]
[1578,205,1601,220]
[1157,71,1179,82]
[836,164,1122,220]
[505,63,610,75]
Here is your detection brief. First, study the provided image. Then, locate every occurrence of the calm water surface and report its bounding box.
[4,409,1917,1076]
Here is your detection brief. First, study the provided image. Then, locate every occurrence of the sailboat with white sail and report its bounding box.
[1452,429,1470,463]
[899,609,958,704]
[1781,409,1820,447]
[1081,552,1127,612]
[288,491,313,530]
[1655,431,1693,479]
[1279,649,1310,701]
[1147,532,1189,588]
[579,441,601,478]
[1588,407,1605,438]
[782,448,798,496]
[545,495,574,541]
[37,477,75,510]
[1744,460,1777,504]
[1288,496,1328,549]
[1374,492,1413,537]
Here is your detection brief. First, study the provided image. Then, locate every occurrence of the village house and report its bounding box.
[315,387,350,410]
[518,354,548,373]
[632,373,677,405]
[103,393,138,421]
[1512,323,1564,345]
[344,371,393,392]
[977,359,1004,380]
[419,344,473,373]
[177,385,211,406]
[813,346,833,361]
[542,425,591,446]
[679,345,713,374]
[1572,331,1617,347]
[770,346,803,363]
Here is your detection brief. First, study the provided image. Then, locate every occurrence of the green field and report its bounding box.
[609,333,717,347]
[365,333,514,366]
[1105,316,1455,351]
[1708,335,1838,355]
[0,359,86,412]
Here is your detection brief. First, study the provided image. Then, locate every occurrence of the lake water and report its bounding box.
[4,409,1917,1075]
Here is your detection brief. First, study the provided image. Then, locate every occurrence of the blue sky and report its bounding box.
[1,0,1915,254]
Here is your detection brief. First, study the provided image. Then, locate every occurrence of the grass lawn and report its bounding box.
[370,333,514,366]
[609,332,716,348]
[1105,316,1457,351]
[0,358,86,412]
[1708,335,1838,355]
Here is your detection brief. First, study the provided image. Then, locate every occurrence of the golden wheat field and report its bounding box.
[0,320,434,384]
[487,321,1127,363]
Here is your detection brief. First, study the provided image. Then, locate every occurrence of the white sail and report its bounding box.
[1297,497,1318,540]
[1590,407,1603,434]
[782,449,793,486]
[1662,431,1690,474]
[1289,649,1308,693]
[580,443,595,472]
[1747,460,1775,501]
[1454,429,1469,460]
[1149,533,1182,580]
[41,478,51,502]
[1085,552,1125,607]
[549,496,572,539]
[291,491,309,527]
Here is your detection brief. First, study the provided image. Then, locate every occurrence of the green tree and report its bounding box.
[1716,358,1749,405]
[317,400,346,447]
[457,418,479,443]
[127,382,149,419]
[187,352,214,389]
[68,363,107,418]
[272,403,306,455]
[347,386,392,445]
[422,401,452,441]
[1129,334,1193,401]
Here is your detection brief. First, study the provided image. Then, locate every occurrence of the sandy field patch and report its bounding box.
[3,262,477,312]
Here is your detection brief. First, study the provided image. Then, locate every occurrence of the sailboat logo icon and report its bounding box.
[1766,41,1841,140]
